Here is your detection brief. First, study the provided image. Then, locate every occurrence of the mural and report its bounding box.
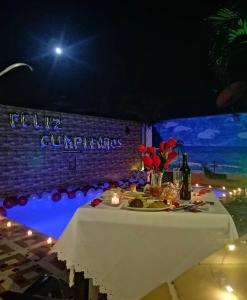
[153,113,247,176]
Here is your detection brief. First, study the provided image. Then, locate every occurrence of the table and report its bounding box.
[52,192,238,300]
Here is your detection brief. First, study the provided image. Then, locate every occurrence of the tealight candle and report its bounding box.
[7,221,11,228]
[111,193,120,205]
[225,285,234,293]
[228,244,236,251]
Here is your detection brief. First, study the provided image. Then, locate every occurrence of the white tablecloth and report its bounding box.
[52,192,238,300]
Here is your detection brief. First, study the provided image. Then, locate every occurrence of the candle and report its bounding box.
[229,192,233,196]
[208,185,212,189]
[7,221,12,228]
[47,237,52,245]
[195,183,199,187]
[222,186,226,190]
[27,230,33,236]
[237,187,242,192]
[225,285,234,293]
[111,193,120,205]
[222,193,226,198]
[227,244,236,251]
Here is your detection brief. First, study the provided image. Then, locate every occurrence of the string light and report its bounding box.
[27,230,33,236]
[7,221,12,228]
[47,237,52,245]
[228,244,236,251]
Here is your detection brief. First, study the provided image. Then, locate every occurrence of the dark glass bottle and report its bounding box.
[180,153,191,200]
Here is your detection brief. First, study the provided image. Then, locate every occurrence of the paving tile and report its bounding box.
[0,218,68,293]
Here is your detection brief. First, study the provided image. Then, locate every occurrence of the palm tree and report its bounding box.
[208,3,247,108]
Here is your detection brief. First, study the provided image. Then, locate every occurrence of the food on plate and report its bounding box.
[148,201,167,208]
[129,198,144,208]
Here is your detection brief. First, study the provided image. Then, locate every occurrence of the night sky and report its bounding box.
[0,1,227,122]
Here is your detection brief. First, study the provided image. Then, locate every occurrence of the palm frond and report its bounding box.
[208,8,239,27]
[228,19,247,43]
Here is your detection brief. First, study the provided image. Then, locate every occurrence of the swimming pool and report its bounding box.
[6,190,102,239]
[5,188,247,239]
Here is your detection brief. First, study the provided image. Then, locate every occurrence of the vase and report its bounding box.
[151,171,164,187]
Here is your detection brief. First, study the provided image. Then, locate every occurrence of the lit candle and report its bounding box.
[227,244,236,251]
[222,193,226,198]
[237,187,242,192]
[47,237,52,245]
[222,186,226,190]
[229,192,233,196]
[111,193,120,205]
[7,221,11,228]
[233,190,237,195]
[225,285,234,293]
[208,185,212,189]
[195,183,199,187]
[27,230,33,236]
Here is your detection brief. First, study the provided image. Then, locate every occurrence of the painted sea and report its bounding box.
[153,113,247,176]
[181,146,247,175]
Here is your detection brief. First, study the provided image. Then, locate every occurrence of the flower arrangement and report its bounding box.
[138,138,177,173]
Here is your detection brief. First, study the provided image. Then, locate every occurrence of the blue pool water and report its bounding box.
[6,191,101,239]
[6,189,247,239]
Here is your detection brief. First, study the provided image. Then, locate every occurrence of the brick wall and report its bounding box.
[0,104,142,197]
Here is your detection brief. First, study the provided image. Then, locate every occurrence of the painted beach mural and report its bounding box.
[153,113,247,187]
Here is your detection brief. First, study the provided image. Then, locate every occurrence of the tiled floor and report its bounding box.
[0,216,68,294]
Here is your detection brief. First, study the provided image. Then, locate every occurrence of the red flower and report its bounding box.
[142,156,153,169]
[168,151,177,160]
[167,138,177,148]
[159,141,165,152]
[152,155,161,169]
[146,146,156,155]
[138,144,146,153]
[164,159,171,169]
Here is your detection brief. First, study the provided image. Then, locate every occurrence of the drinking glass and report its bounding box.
[173,168,182,201]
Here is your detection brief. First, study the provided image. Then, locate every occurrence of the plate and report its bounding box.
[122,203,169,212]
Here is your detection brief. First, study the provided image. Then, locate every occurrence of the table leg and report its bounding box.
[74,272,89,300]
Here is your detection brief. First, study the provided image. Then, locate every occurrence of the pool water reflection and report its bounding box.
[7,191,101,239]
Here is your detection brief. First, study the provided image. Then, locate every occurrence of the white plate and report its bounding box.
[122,203,169,212]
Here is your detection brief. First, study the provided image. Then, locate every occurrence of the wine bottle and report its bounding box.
[180,153,191,200]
